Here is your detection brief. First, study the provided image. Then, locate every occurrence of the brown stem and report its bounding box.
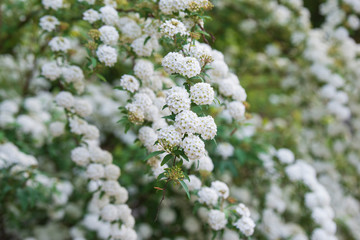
[116,8,137,13]
[230,127,238,136]
[154,180,170,222]
[197,24,216,44]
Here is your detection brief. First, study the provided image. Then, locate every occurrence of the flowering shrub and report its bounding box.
[1,0,360,240]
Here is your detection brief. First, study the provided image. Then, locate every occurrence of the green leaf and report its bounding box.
[197,30,210,37]
[162,114,176,121]
[179,150,189,161]
[91,57,97,68]
[179,180,190,199]
[124,123,131,133]
[162,104,168,110]
[235,149,246,165]
[183,171,190,181]
[211,231,218,240]
[161,154,173,166]
[143,36,151,45]
[144,151,165,161]
[96,73,107,82]
[157,172,166,181]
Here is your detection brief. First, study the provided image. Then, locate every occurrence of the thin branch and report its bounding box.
[230,127,238,136]
[154,180,170,222]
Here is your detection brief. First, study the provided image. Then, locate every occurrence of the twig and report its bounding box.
[154,180,170,222]
[230,127,238,136]
[116,8,136,13]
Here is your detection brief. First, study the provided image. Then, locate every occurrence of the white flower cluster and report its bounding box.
[99,25,119,45]
[39,15,60,32]
[190,83,214,105]
[258,146,337,240]
[159,0,212,15]
[49,37,71,52]
[55,91,93,117]
[162,52,201,78]
[96,44,118,67]
[41,63,85,93]
[119,75,140,93]
[36,0,255,238]
[0,142,38,170]
[183,41,213,67]
[83,9,100,23]
[42,0,63,10]
[160,19,189,38]
[166,86,191,114]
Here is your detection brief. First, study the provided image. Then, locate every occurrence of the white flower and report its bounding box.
[39,15,60,32]
[234,217,255,236]
[102,180,121,196]
[190,83,214,105]
[83,9,100,23]
[184,217,200,233]
[276,148,295,164]
[86,163,105,180]
[104,0,117,7]
[197,155,214,172]
[182,134,205,160]
[101,204,118,222]
[138,126,158,152]
[131,35,158,57]
[96,45,118,67]
[183,42,213,66]
[158,125,182,149]
[133,93,153,111]
[160,19,189,38]
[71,147,90,166]
[55,91,74,109]
[112,225,137,240]
[348,15,360,30]
[227,101,245,121]
[175,110,199,134]
[162,52,184,74]
[104,164,121,180]
[49,121,65,137]
[183,175,201,191]
[41,62,62,81]
[99,25,119,45]
[126,103,144,124]
[99,6,119,26]
[69,116,88,135]
[62,65,84,84]
[235,203,250,217]
[83,125,100,140]
[159,207,176,224]
[198,187,218,206]
[159,0,186,14]
[166,86,191,114]
[211,180,229,199]
[49,37,71,52]
[223,229,240,240]
[119,75,139,93]
[216,143,234,160]
[134,60,154,81]
[89,146,113,164]
[311,228,336,240]
[116,204,132,221]
[208,210,227,230]
[207,60,229,80]
[178,57,201,78]
[74,99,93,117]
[198,116,217,140]
[42,0,63,10]
[120,20,142,40]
